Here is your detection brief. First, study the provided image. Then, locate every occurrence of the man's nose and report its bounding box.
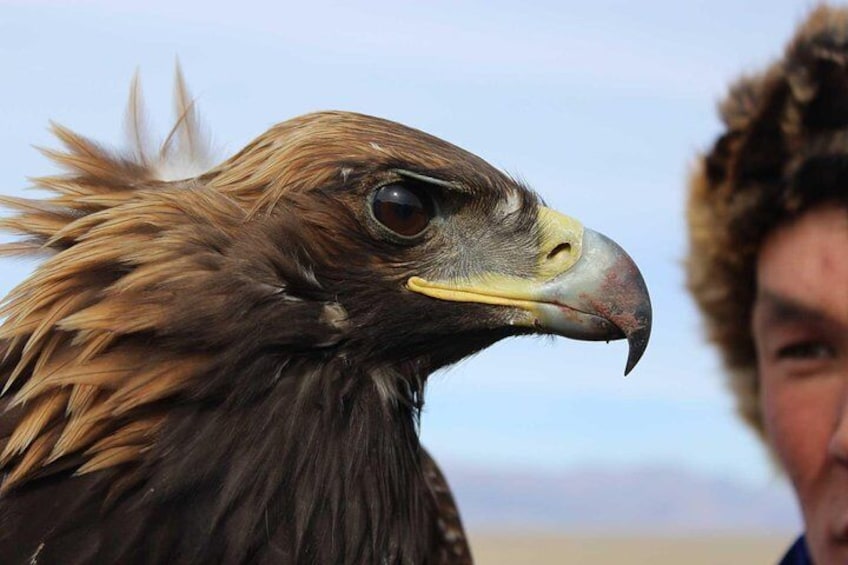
[828,388,848,463]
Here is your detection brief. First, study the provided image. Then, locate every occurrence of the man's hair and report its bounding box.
[687,4,848,439]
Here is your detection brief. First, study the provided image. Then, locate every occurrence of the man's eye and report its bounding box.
[776,341,835,361]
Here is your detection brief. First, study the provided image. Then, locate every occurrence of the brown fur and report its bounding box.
[687,3,848,439]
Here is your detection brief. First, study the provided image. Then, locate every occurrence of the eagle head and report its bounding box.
[202,111,651,380]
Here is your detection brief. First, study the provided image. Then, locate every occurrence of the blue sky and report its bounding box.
[0,1,817,488]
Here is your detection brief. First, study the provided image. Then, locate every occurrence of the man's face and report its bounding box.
[753,205,848,564]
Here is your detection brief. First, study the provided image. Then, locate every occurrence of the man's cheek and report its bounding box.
[762,380,832,486]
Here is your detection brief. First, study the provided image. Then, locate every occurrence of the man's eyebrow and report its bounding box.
[756,290,833,325]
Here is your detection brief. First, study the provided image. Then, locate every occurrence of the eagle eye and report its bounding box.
[371,183,434,238]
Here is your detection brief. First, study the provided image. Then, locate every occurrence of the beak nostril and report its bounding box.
[547,242,572,261]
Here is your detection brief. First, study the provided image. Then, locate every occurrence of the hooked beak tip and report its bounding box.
[623,319,651,376]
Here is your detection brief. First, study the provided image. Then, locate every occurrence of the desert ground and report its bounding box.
[469,533,790,564]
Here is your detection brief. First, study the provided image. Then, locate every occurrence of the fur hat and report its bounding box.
[687,4,848,439]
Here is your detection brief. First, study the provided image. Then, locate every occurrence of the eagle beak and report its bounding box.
[406,207,652,375]
[531,227,652,375]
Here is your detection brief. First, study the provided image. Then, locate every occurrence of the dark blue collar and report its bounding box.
[779,536,812,565]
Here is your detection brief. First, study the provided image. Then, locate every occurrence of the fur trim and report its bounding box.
[687,4,848,439]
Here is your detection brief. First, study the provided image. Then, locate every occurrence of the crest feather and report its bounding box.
[0,69,222,490]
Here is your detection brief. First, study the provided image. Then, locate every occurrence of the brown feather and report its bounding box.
[0,392,66,464]
[125,70,151,168]
[67,384,100,416]
[1,427,59,493]
[76,444,145,475]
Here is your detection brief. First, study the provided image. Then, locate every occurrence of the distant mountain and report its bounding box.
[443,464,801,534]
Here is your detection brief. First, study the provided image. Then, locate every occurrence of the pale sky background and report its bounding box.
[0,0,820,494]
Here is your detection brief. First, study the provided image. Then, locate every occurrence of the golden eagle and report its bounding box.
[0,72,651,564]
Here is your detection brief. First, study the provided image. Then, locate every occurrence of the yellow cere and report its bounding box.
[535,207,583,281]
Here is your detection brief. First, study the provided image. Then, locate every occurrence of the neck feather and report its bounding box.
[144,356,437,563]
